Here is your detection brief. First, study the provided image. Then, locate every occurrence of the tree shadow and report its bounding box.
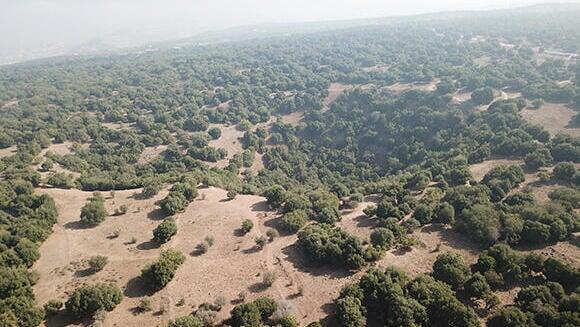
[353,214,376,228]
[147,208,166,221]
[280,243,352,279]
[74,268,95,278]
[250,201,271,212]
[248,282,268,293]
[136,240,160,250]
[63,220,92,230]
[242,245,263,254]
[124,276,153,298]
[419,224,484,256]
[233,228,248,237]
[44,312,86,327]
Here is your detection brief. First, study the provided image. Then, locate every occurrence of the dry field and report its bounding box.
[520,103,580,137]
[0,145,17,158]
[102,122,136,131]
[138,145,168,164]
[32,185,489,326]
[383,79,440,95]
[206,124,245,168]
[469,158,524,181]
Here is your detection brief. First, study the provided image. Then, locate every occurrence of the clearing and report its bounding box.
[520,103,580,137]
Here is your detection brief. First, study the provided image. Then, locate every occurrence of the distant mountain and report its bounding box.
[2,3,579,66]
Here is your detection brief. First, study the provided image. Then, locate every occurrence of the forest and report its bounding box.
[0,4,579,327]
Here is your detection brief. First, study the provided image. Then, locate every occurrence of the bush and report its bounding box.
[262,270,277,287]
[208,127,222,140]
[113,204,128,216]
[43,299,63,316]
[432,252,471,290]
[266,229,279,242]
[471,87,495,105]
[141,181,162,198]
[553,162,577,182]
[65,283,123,318]
[137,298,153,312]
[160,193,188,216]
[153,218,178,244]
[80,194,107,226]
[168,315,204,327]
[281,210,308,233]
[255,235,267,249]
[141,250,185,291]
[241,219,254,234]
[88,255,108,273]
[226,190,237,200]
[370,228,395,249]
[298,224,366,269]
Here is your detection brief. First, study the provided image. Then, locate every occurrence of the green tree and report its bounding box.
[432,252,471,290]
[65,283,123,318]
[141,250,185,291]
[80,194,107,226]
[153,218,178,244]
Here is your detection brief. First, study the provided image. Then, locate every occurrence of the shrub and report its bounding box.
[266,229,279,242]
[432,252,471,290]
[80,194,107,226]
[138,298,153,312]
[208,127,222,140]
[255,235,267,249]
[113,204,128,216]
[168,315,204,327]
[298,224,366,269]
[471,87,495,105]
[141,181,162,198]
[553,162,577,182]
[370,228,395,249]
[281,210,308,233]
[226,190,237,200]
[153,218,177,244]
[241,219,254,234]
[44,299,63,316]
[65,283,123,318]
[262,270,277,287]
[88,255,108,273]
[141,250,185,291]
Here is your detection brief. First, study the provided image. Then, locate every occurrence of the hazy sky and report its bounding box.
[1,0,579,63]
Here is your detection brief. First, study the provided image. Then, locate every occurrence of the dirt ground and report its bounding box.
[384,79,440,95]
[138,145,168,164]
[520,103,580,138]
[206,124,245,168]
[102,122,136,131]
[469,158,524,181]
[0,145,17,158]
[33,185,490,327]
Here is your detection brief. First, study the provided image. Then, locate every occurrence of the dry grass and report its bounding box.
[469,158,524,181]
[0,145,17,159]
[33,185,491,326]
[520,103,580,137]
[206,124,244,168]
[138,145,168,164]
[384,79,440,94]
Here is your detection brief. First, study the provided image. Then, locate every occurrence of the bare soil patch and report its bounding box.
[384,79,440,95]
[376,224,482,277]
[207,124,244,168]
[33,186,489,326]
[0,145,17,158]
[520,103,580,137]
[469,158,524,181]
[102,121,135,131]
[138,145,168,164]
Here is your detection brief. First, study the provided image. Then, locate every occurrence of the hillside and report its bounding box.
[0,4,579,327]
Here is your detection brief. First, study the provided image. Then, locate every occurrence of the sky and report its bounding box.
[0,0,578,64]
